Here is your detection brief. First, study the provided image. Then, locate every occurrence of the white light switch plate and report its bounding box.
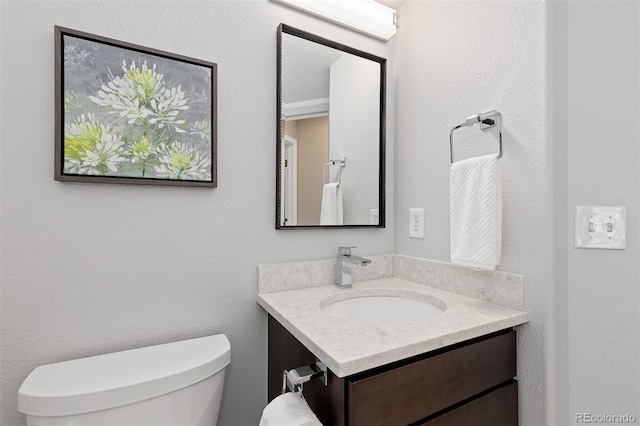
[574,206,626,249]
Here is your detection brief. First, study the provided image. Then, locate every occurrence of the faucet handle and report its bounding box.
[338,246,356,256]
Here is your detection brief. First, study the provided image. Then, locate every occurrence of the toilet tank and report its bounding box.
[18,334,231,426]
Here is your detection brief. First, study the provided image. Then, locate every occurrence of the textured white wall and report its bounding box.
[0,1,394,425]
[566,2,640,421]
[551,2,570,423]
[393,1,554,424]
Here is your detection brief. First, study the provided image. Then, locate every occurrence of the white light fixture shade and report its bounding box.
[272,0,397,41]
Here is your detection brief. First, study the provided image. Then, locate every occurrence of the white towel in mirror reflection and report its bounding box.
[320,183,343,225]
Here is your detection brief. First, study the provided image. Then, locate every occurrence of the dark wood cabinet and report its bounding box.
[268,315,518,426]
[419,381,518,426]
[267,315,347,426]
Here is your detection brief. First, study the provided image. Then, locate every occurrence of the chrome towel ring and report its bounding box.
[449,110,503,164]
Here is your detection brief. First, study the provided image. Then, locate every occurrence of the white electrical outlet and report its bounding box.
[370,209,379,225]
[409,208,424,238]
[574,206,626,249]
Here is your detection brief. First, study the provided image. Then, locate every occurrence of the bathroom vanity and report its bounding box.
[268,316,517,425]
[258,270,528,426]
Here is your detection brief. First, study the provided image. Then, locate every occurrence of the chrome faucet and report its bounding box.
[335,246,371,289]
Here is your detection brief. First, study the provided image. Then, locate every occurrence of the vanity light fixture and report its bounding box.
[271,0,397,41]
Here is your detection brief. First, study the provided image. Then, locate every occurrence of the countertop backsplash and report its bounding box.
[258,254,523,310]
[258,255,393,293]
[392,255,524,310]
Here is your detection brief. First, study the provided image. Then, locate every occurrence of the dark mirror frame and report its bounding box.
[276,24,386,230]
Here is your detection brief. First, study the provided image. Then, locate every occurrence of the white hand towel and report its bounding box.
[320,183,343,226]
[258,392,322,426]
[450,154,502,270]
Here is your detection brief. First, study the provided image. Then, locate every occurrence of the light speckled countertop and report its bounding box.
[257,277,528,378]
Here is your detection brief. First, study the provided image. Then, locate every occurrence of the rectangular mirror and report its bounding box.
[276,24,386,229]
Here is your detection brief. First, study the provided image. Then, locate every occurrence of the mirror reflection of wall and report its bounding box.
[283,118,328,226]
[278,25,385,229]
[329,54,380,225]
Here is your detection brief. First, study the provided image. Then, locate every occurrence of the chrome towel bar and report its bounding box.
[323,157,346,185]
[449,110,503,163]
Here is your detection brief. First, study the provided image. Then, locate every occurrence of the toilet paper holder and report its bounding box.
[282,361,328,397]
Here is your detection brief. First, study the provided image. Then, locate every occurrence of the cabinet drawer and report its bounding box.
[347,330,516,426]
[421,381,518,426]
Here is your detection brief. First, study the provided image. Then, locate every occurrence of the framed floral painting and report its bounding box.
[55,26,217,187]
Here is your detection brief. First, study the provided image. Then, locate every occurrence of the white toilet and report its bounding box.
[18,334,231,426]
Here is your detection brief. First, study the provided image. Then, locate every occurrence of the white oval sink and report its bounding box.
[320,290,446,323]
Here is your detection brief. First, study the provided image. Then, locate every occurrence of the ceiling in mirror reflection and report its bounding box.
[282,35,341,104]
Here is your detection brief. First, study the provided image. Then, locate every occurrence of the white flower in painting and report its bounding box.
[77,140,127,175]
[64,90,83,114]
[64,113,126,175]
[89,60,188,134]
[127,136,155,164]
[64,44,93,66]
[89,60,163,124]
[144,86,189,133]
[153,141,211,181]
[190,119,211,141]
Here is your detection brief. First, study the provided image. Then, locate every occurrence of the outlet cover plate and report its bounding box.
[409,208,424,239]
[370,209,379,225]
[574,206,626,249]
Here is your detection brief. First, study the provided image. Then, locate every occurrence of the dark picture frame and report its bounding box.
[55,26,217,187]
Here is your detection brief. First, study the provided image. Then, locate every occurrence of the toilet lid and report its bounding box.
[18,334,230,417]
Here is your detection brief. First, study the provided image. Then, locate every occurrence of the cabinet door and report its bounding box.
[347,330,516,426]
[421,381,518,426]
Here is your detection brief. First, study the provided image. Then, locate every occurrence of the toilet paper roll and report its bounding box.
[259,392,322,426]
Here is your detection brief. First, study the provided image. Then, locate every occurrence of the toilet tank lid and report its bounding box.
[17,334,231,417]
